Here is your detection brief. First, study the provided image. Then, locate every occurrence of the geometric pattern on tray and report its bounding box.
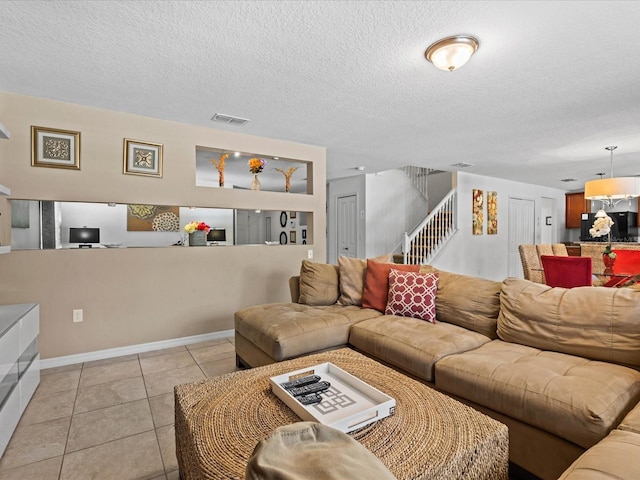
[312,385,357,415]
[385,270,439,323]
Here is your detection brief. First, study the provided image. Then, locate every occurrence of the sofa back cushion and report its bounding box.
[298,260,340,306]
[420,266,500,339]
[337,254,392,306]
[498,277,640,368]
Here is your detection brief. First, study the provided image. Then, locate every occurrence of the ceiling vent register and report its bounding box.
[211,113,250,126]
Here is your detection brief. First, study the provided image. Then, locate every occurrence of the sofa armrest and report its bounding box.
[289,276,300,303]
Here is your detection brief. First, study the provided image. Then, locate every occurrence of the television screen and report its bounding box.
[69,227,100,245]
[207,229,226,242]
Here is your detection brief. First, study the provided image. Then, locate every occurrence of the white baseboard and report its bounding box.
[40,329,235,369]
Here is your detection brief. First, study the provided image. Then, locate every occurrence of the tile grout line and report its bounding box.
[59,360,85,480]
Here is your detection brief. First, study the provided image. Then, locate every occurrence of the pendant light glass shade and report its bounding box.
[425,35,479,71]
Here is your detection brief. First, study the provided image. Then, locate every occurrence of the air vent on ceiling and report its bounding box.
[451,162,475,168]
[560,178,577,182]
[211,113,250,126]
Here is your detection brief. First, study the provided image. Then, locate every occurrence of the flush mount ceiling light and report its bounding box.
[425,35,479,71]
[584,146,640,208]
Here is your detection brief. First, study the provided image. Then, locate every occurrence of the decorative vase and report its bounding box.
[189,230,207,246]
[218,171,224,188]
[603,253,615,274]
[251,174,261,191]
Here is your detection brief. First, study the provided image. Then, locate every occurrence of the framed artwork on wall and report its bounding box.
[290,211,297,219]
[31,126,81,170]
[487,191,498,235]
[290,231,297,243]
[123,138,163,177]
[279,231,288,244]
[280,211,288,227]
[472,189,483,235]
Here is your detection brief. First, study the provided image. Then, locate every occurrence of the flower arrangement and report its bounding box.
[248,157,266,174]
[589,210,616,258]
[184,221,211,234]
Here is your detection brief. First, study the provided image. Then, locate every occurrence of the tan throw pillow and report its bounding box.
[337,254,392,306]
[298,260,340,306]
[245,422,396,480]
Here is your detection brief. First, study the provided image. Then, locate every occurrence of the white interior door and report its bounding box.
[337,195,357,258]
[508,197,535,278]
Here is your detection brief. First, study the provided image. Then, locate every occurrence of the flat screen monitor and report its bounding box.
[207,228,226,243]
[69,227,100,248]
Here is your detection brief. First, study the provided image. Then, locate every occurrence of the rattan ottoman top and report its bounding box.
[174,348,508,480]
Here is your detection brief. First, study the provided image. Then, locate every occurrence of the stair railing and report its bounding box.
[403,189,457,265]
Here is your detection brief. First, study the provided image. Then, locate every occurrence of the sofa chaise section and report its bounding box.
[235,303,382,367]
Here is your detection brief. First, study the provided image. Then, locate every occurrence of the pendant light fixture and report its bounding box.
[584,146,640,208]
[425,35,479,71]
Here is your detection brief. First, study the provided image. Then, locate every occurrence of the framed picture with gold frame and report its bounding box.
[290,230,297,243]
[31,126,81,170]
[123,138,163,177]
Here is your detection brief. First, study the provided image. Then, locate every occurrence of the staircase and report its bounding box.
[402,189,457,265]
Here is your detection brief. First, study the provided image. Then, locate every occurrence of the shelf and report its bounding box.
[0,123,9,140]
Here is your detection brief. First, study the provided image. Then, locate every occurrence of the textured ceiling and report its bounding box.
[2,0,640,191]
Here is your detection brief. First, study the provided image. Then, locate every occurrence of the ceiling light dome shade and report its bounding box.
[584,177,640,201]
[425,35,479,71]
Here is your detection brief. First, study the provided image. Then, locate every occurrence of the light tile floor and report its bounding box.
[0,338,239,480]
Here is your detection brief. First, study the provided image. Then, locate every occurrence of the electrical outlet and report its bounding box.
[307,249,313,259]
[73,309,83,323]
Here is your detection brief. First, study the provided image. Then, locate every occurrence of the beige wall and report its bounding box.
[0,92,327,359]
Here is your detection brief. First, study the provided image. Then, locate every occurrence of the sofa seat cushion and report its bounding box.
[348,315,492,382]
[435,340,640,449]
[235,303,382,362]
[558,429,640,479]
[618,401,640,434]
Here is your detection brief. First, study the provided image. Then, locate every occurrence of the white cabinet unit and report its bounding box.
[0,304,40,457]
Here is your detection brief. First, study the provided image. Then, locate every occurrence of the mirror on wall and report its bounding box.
[10,200,310,250]
[195,146,310,194]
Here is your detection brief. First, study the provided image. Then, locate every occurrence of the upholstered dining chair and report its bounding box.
[551,243,569,256]
[540,255,593,288]
[536,244,554,259]
[518,245,544,283]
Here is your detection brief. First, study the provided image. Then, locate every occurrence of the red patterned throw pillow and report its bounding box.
[385,269,439,323]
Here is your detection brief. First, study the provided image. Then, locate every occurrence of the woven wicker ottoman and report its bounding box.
[175,348,508,480]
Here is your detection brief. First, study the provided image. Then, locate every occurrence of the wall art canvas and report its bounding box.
[31,126,80,169]
[472,189,484,235]
[123,138,163,177]
[487,191,498,235]
[127,205,180,231]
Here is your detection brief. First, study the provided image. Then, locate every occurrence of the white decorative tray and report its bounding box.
[269,362,395,433]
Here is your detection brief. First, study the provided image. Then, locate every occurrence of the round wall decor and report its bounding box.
[280,211,288,227]
[279,231,288,244]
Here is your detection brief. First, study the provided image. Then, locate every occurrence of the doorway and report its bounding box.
[508,197,535,278]
[336,195,357,258]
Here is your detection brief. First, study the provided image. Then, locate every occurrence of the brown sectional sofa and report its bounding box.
[234,261,640,480]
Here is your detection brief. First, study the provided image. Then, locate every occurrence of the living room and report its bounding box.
[1,1,640,479]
